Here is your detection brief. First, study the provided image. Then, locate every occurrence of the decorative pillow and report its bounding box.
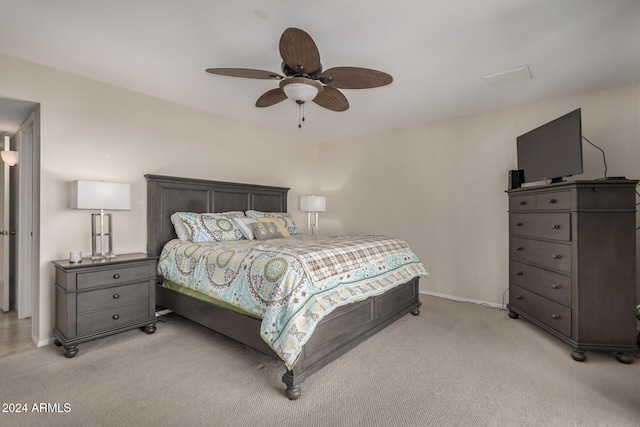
[171,213,191,241]
[234,217,258,240]
[251,222,287,241]
[176,211,246,242]
[245,210,300,235]
[257,218,290,237]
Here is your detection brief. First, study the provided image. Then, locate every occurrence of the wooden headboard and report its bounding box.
[145,174,289,257]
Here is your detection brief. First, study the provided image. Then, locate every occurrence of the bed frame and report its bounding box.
[146,174,421,399]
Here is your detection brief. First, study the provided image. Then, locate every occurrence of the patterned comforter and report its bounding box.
[158,235,428,369]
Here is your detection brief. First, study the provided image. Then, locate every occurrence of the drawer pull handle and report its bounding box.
[112,294,120,299]
[551,283,561,290]
[551,313,560,320]
[516,271,524,276]
[519,201,527,205]
[516,222,523,227]
[551,224,561,230]
[548,199,557,204]
[552,254,562,259]
[516,246,524,251]
[515,296,523,300]
[112,314,120,320]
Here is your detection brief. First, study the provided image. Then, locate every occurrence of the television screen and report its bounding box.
[517,108,583,183]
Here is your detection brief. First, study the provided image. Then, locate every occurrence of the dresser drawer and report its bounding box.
[511,237,571,273]
[510,261,571,306]
[77,282,150,314]
[510,194,536,211]
[534,191,571,210]
[77,300,150,335]
[510,284,571,337]
[77,265,150,290]
[510,213,570,241]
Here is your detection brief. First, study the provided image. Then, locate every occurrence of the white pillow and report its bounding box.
[234,217,258,240]
[171,213,191,241]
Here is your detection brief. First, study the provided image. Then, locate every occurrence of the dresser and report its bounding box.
[53,253,158,358]
[507,180,638,363]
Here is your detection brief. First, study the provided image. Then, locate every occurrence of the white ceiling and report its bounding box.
[1,0,640,143]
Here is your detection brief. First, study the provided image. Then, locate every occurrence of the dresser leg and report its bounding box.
[615,352,633,364]
[143,323,157,334]
[508,310,519,319]
[63,346,79,358]
[570,350,586,362]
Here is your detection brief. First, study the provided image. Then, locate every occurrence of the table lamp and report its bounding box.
[70,180,131,259]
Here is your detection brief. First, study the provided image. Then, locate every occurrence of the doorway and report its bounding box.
[0,96,40,347]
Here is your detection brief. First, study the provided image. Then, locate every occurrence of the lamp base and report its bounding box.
[307,212,319,235]
[91,212,114,259]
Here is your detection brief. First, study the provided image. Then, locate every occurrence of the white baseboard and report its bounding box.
[156,309,173,317]
[419,290,505,310]
[34,335,56,347]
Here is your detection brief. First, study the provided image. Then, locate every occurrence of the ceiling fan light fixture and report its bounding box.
[280,77,322,103]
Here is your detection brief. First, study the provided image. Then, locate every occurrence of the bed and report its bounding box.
[146,174,427,399]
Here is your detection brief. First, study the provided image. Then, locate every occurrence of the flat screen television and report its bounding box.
[516,108,583,184]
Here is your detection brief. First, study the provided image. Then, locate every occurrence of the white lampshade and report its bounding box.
[280,77,323,104]
[1,151,18,166]
[70,180,131,210]
[2,135,18,166]
[300,195,326,212]
[283,83,319,103]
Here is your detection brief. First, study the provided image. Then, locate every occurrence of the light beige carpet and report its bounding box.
[2,295,639,427]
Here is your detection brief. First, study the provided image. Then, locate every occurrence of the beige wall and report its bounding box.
[318,84,640,304]
[0,53,320,344]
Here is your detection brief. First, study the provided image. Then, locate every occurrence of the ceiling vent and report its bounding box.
[482,65,532,87]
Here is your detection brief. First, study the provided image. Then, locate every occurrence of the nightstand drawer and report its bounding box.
[511,237,571,273]
[510,284,571,337]
[510,213,570,241]
[77,300,150,335]
[77,265,150,290]
[510,261,571,306]
[77,282,150,314]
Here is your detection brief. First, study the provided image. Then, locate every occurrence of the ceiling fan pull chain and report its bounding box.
[298,104,302,128]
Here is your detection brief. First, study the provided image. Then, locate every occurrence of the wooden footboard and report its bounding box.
[157,277,421,400]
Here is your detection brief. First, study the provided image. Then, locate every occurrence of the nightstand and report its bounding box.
[52,253,158,358]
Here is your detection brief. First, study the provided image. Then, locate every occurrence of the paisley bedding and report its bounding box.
[158,234,428,369]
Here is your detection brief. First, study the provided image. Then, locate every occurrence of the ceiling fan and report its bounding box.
[206,27,393,126]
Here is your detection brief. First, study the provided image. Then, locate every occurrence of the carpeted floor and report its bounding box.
[1,295,639,427]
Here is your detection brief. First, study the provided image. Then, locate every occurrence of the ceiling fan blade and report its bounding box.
[313,86,349,112]
[320,67,393,89]
[206,68,283,80]
[255,88,288,107]
[279,28,321,74]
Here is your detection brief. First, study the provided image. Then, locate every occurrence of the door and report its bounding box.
[1,135,10,312]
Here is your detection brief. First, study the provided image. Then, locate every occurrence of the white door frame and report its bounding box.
[15,116,34,319]
[1,135,9,312]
